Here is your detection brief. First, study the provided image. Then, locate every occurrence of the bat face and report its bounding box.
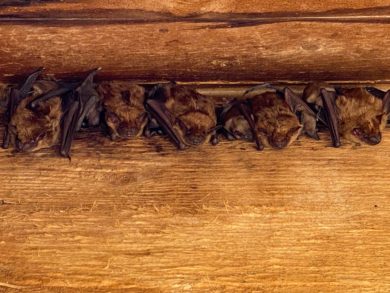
[336,88,387,145]
[221,103,252,141]
[147,84,217,148]
[98,82,147,140]
[9,94,62,152]
[168,86,217,146]
[251,92,302,149]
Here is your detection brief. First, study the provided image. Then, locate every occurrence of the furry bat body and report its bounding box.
[30,68,102,157]
[97,81,147,140]
[3,68,102,157]
[221,85,317,150]
[304,84,390,146]
[146,83,218,149]
[2,68,63,152]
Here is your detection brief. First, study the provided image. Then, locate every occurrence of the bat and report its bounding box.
[336,87,389,145]
[304,84,390,146]
[29,68,102,157]
[219,99,263,150]
[302,83,340,147]
[145,83,218,149]
[97,81,148,140]
[222,84,317,150]
[248,86,303,149]
[2,68,63,152]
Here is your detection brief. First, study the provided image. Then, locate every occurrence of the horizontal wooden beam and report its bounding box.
[0,21,389,82]
[1,0,389,16]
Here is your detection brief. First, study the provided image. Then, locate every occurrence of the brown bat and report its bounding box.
[2,68,63,152]
[97,81,147,140]
[145,83,218,149]
[29,68,102,157]
[304,83,390,146]
[221,84,317,150]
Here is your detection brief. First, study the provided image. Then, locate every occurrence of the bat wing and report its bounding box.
[59,68,101,158]
[145,98,186,150]
[365,87,386,99]
[320,89,341,147]
[237,101,263,150]
[284,87,321,140]
[383,90,390,115]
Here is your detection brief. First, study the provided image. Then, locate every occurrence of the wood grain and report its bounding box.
[1,0,389,16]
[0,21,389,82]
[0,126,389,292]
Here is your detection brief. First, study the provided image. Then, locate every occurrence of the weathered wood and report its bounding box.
[0,21,389,82]
[0,126,389,292]
[1,0,389,16]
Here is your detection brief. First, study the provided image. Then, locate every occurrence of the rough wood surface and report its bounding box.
[0,21,390,82]
[0,125,389,292]
[0,1,389,82]
[1,0,389,16]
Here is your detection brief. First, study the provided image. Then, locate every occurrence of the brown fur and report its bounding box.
[250,92,302,149]
[221,102,252,141]
[9,94,62,152]
[161,85,217,146]
[336,88,388,145]
[98,81,147,140]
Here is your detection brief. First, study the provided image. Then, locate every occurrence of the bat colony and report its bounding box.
[1,69,389,157]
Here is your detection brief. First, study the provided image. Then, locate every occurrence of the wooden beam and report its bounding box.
[0,127,389,292]
[1,0,389,16]
[0,21,389,82]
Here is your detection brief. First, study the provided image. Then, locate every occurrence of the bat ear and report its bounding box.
[302,82,321,104]
[383,90,390,114]
[19,67,44,98]
[284,87,299,112]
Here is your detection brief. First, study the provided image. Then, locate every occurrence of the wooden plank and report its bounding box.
[0,126,389,292]
[0,21,389,82]
[0,0,389,17]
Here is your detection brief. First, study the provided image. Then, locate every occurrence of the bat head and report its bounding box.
[257,114,302,149]
[336,89,387,145]
[175,111,215,146]
[222,104,252,141]
[99,82,148,140]
[350,115,384,145]
[253,93,302,149]
[9,95,62,152]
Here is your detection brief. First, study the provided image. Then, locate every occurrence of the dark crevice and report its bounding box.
[0,6,389,27]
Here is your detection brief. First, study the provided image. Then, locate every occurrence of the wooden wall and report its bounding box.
[0,0,389,82]
[1,1,390,292]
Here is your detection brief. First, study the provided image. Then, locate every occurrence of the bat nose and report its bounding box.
[367,134,381,145]
[118,124,138,137]
[188,135,205,145]
[271,139,288,149]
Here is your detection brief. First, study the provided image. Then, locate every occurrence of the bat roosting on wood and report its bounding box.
[145,83,218,149]
[29,67,102,157]
[4,67,102,157]
[2,68,63,153]
[304,83,390,146]
[221,84,318,150]
[97,81,147,140]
